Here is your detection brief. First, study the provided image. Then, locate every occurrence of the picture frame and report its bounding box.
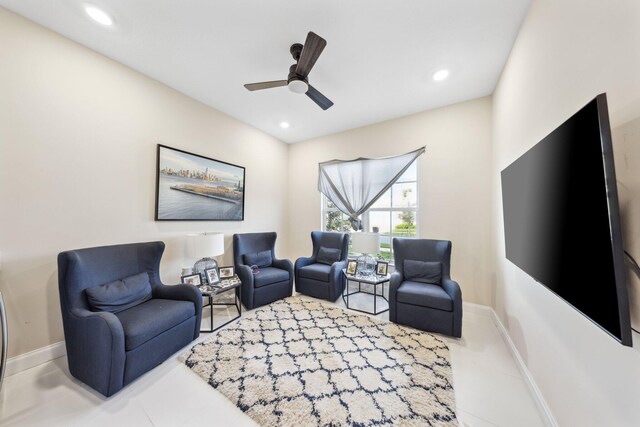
[155,144,246,221]
[346,259,358,276]
[218,266,235,279]
[181,273,202,286]
[376,261,389,276]
[205,267,221,285]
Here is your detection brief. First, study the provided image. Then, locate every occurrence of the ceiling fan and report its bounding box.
[244,31,333,110]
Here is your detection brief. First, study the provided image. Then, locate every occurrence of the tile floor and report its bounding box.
[0,289,545,427]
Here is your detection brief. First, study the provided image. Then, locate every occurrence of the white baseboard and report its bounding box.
[489,309,558,427]
[5,341,66,377]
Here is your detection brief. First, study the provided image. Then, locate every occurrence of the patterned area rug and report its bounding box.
[181,296,458,426]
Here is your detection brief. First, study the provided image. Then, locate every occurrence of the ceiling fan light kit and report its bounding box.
[244,31,334,110]
[288,80,308,94]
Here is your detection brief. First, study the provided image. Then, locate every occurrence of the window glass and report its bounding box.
[398,162,417,182]
[371,188,391,209]
[321,161,419,263]
[324,211,352,232]
[392,182,417,208]
[392,211,417,238]
[368,211,391,235]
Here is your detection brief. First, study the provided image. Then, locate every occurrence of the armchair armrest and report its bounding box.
[153,284,202,310]
[294,256,315,272]
[236,264,255,308]
[272,258,294,275]
[329,260,347,280]
[389,271,404,323]
[442,278,463,338]
[441,279,461,305]
[329,260,347,277]
[70,307,124,335]
[328,260,348,301]
[66,308,126,396]
[236,264,253,286]
[294,257,315,294]
[390,271,404,296]
[273,257,294,299]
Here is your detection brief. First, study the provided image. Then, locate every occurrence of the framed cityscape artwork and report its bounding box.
[155,144,245,221]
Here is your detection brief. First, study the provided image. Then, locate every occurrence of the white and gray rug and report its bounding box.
[181,296,457,426]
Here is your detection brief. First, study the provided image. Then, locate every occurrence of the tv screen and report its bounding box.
[501,94,632,345]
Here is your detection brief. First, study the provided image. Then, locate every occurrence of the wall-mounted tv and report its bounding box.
[501,94,632,346]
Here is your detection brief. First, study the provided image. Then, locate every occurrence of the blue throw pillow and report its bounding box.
[317,246,342,265]
[243,250,272,268]
[86,272,153,313]
[404,260,442,284]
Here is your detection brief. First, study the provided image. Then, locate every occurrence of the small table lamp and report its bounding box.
[188,233,224,284]
[351,232,380,276]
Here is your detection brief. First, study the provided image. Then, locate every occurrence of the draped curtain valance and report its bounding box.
[318,147,426,231]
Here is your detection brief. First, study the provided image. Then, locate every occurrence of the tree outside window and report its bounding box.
[324,201,352,232]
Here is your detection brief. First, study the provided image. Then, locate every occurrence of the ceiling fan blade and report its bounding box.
[295,32,327,78]
[244,80,287,91]
[306,85,333,110]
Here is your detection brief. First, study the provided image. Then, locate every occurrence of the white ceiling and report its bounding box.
[0,0,530,143]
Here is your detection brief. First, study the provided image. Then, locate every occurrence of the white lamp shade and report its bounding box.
[188,233,224,259]
[351,232,380,254]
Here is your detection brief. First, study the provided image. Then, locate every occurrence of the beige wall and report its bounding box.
[613,117,640,328]
[288,97,494,306]
[0,8,289,358]
[492,0,640,424]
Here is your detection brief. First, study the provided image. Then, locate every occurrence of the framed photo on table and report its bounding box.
[376,261,389,276]
[181,273,202,286]
[205,268,221,285]
[218,266,235,279]
[346,259,358,276]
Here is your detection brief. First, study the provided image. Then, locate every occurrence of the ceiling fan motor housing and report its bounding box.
[287,64,308,93]
[290,43,303,61]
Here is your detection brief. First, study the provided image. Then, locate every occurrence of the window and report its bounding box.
[322,162,418,261]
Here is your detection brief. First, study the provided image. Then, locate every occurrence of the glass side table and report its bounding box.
[342,269,391,315]
[197,275,242,332]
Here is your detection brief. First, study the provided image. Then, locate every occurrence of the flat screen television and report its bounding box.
[501,93,632,346]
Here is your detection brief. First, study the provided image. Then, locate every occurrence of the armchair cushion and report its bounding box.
[396,281,452,311]
[86,272,152,314]
[317,247,342,266]
[115,299,195,351]
[403,260,442,284]
[243,250,273,268]
[298,263,332,282]
[253,267,290,288]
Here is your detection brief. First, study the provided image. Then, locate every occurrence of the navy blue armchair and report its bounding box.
[57,241,202,397]
[390,238,462,338]
[295,231,350,302]
[233,232,293,309]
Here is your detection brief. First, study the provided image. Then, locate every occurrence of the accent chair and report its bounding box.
[57,241,202,397]
[390,238,462,337]
[233,232,293,309]
[295,231,350,301]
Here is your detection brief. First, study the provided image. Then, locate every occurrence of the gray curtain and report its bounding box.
[318,147,426,230]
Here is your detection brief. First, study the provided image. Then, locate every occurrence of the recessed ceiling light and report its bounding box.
[85,5,113,26]
[279,122,290,129]
[432,69,450,81]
